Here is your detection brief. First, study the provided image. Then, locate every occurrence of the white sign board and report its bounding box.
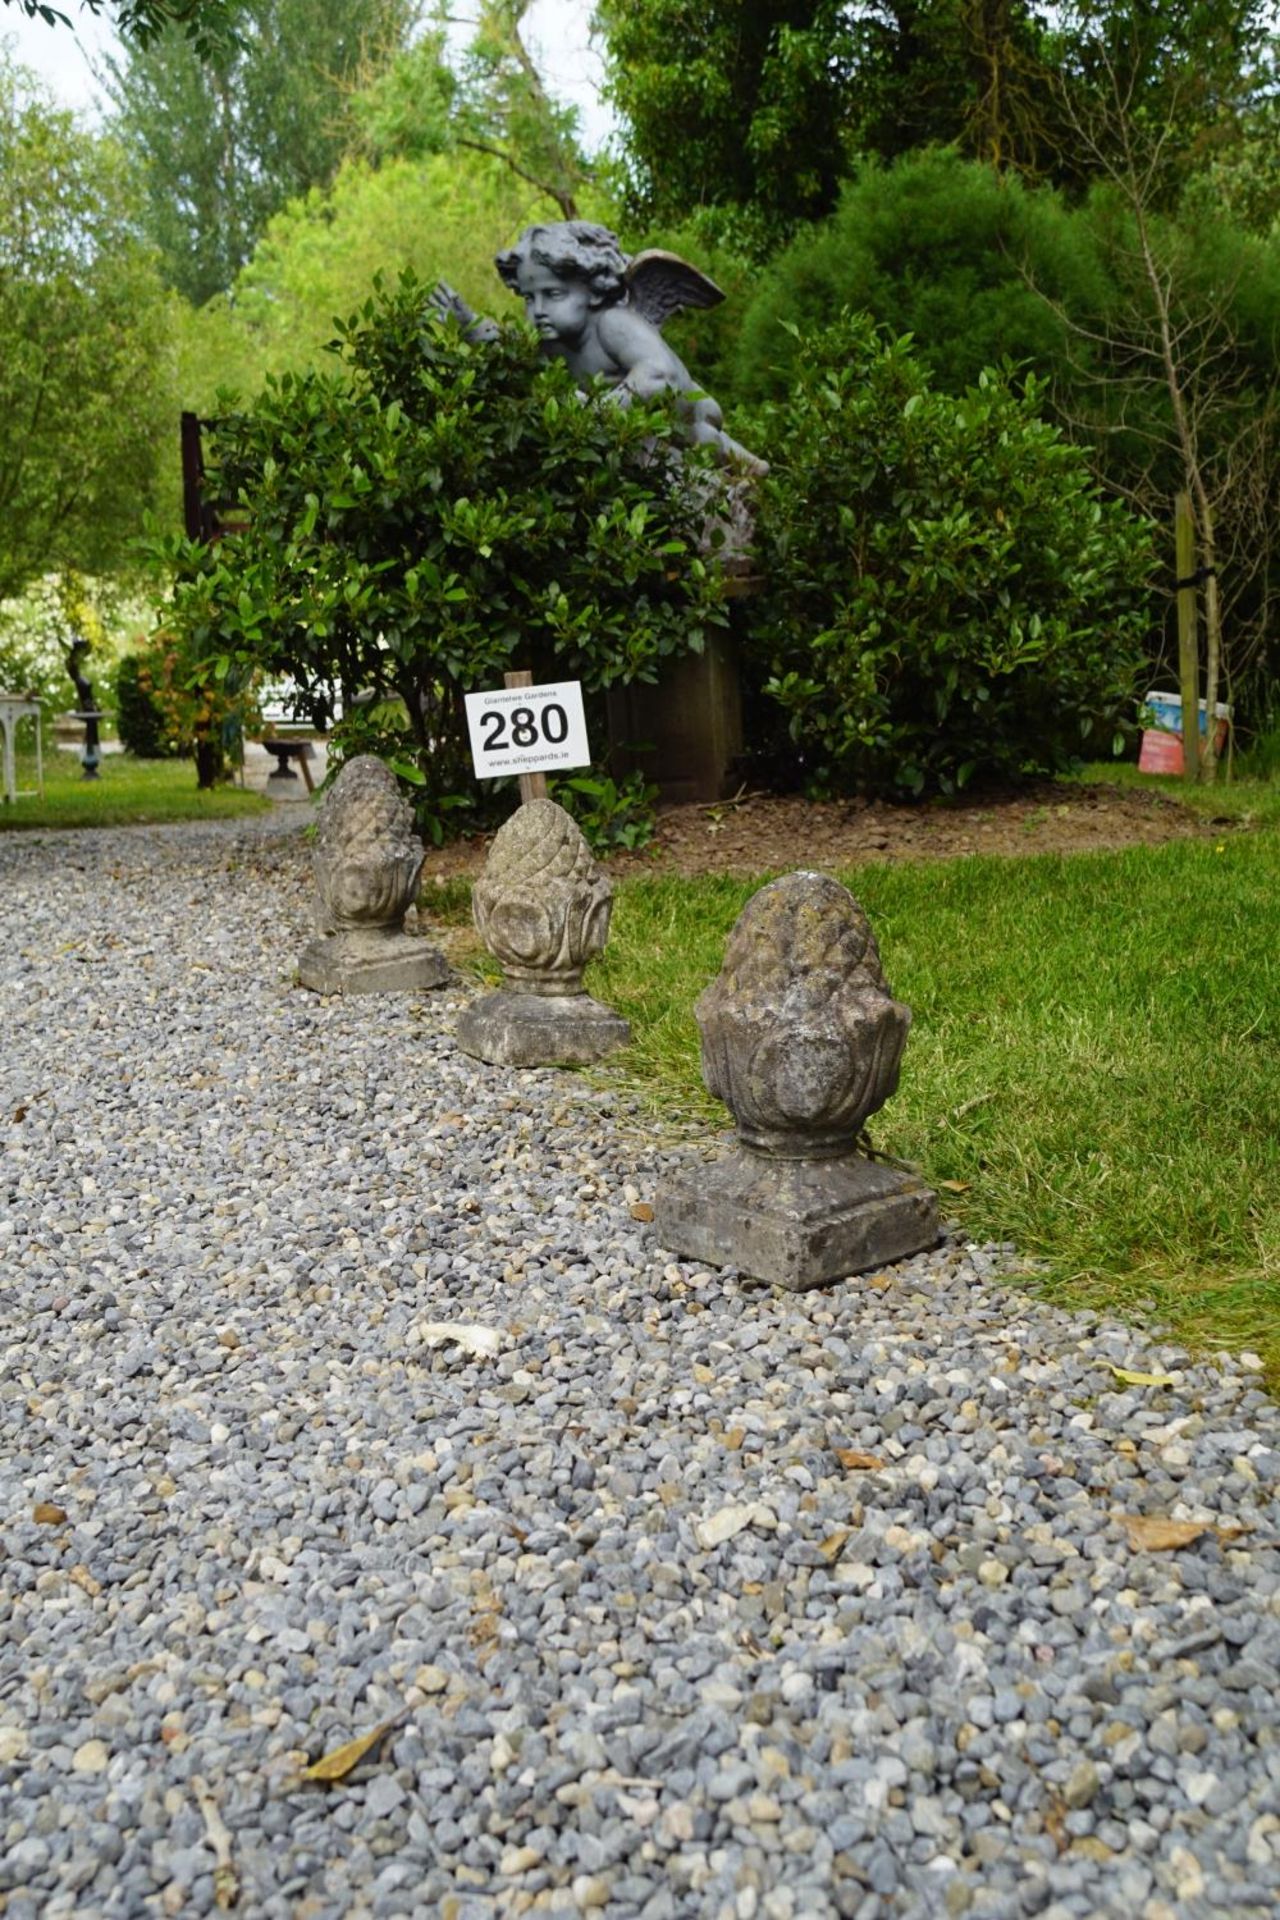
[465,679,590,781]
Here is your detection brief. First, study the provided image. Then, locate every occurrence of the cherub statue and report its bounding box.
[433,220,765,474]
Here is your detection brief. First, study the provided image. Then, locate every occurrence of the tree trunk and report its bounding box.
[1174,492,1199,784]
[1200,510,1223,780]
[194,736,220,790]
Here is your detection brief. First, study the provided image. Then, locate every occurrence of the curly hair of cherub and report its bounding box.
[495,221,629,307]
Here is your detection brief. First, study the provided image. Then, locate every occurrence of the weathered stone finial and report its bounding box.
[455,798,630,1066]
[297,755,449,995]
[655,872,939,1289]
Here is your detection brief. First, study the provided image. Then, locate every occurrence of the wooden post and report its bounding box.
[1175,492,1200,784]
[181,411,206,542]
[503,669,549,804]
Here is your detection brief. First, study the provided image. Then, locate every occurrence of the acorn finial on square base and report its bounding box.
[457,798,630,1067]
[298,755,449,994]
[655,872,939,1289]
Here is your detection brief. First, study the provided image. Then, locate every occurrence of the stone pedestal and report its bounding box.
[456,799,630,1068]
[297,754,448,996]
[298,926,450,996]
[655,1146,938,1291]
[456,988,629,1068]
[656,871,939,1289]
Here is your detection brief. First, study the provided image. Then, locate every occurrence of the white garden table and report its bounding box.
[0,693,43,805]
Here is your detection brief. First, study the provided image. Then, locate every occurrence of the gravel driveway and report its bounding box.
[2,819,1278,1920]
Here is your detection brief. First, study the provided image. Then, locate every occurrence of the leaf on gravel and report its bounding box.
[629,1202,655,1222]
[300,1715,405,1784]
[835,1449,884,1471]
[193,1775,238,1909]
[937,1179,970,1193]
[1118,1515,1210,1552]
[1111,1365,1178,1387]
[695,1505,758,1549]
[819,1528,854,1563]
[414,1322,505,1359]
[1044,1798,1069,1854]
[34,1502,67,1525]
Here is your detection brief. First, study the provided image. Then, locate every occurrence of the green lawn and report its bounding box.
[1075,758,1280,826]
[556,829,1280,1381]
[1,752,271,830]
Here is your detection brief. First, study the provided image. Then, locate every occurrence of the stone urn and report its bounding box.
[297,755,449,995]
[655,871,939,1289]
[457,799,630,1067]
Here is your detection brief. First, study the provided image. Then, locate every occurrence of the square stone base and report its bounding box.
[455,989,630,1068]
[297,931,450,995]
[655,1145,940,1291]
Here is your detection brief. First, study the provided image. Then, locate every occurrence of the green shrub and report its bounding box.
[115,649,180,758]
[731,151,1102,405]
[148,272,728,833]
[551,769,660,853]
[748,316,1154,797]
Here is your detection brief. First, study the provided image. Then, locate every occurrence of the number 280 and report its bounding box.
[480,703,569,752]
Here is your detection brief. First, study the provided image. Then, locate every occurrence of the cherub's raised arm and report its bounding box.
[429,282,500,344]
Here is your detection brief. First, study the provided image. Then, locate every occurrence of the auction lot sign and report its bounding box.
[464,679,590,781]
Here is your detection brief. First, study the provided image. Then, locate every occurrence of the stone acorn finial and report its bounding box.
[470,797,613,995]
[655,871,939,1290]
[456,798,630,1067]
[297,755,449,994]
[696,872,912,1157]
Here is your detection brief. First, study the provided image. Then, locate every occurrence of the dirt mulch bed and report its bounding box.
[419,778,1236,886]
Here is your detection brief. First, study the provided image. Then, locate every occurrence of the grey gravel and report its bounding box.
[2,816,1280,1920]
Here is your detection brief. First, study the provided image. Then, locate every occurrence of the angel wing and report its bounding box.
[624,250,725,332]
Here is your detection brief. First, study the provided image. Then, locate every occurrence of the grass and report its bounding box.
[0,751,271,830]
[1075,757,1280,826]
[555,831,1280,1382]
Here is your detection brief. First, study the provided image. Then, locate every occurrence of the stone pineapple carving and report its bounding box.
[471,798,613,994]
[457,799,629,1066]
[655,871,938,1290]
[696,872,911,1157]
[297,755,449,995]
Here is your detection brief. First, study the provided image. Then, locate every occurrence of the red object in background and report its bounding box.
[1138,717,1230,775]
[1138,730,1186,774]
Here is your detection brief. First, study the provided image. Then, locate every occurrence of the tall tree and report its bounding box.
[353,2,590,220]
[0,50,174,600]
[175,148,550,409]
[1041,3,1280,774]
[101,0,419,304]
[1050,1,1276,206]
[842,2,1063,177]
[595,2,1087,249]
[596,0,856,245]
[5,1,238,56]
[597,1,1275,248]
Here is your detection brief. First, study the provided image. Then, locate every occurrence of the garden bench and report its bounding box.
[0,693,43,804]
